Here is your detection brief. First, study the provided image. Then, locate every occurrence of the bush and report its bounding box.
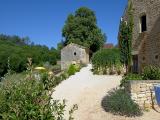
[67,64,76,76]
[41,72,56,90]
[120,74,143,87]
[67,64,80,76]
[120,66,160,87]
[0,74,66,120]
[52,64,61,74]
[142,66,160,80]
[91,48,122,75]
[101,89,142,117]
[0,58,79,120]
[75,64,81,72]
[60,72,69,80]
[40,71,70,90]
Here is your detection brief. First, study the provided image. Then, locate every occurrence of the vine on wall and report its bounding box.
[119,0,134,73]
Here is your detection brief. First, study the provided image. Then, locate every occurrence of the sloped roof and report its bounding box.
[61,43,87,51]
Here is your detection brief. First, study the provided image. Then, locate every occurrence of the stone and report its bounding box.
[121,0,160,72]
[138,93,146,98]
[61,43,89,70]
[144,103,152,108]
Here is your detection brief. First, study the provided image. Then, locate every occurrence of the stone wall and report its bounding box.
[130,0,160,47]
[61,43,89,70]
[126,80,160,109]
[123,0,160,72]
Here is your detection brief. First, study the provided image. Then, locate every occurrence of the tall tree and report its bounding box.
[62,7,106,52]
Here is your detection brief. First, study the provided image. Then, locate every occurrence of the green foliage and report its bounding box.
[120,66,160,87]
[52,64,61,74]
[74,64,81,72]
[91,48,122,75]
[0,59,78,120]
[119,1,133,73]
[67,64,76,76]
[102,89,142,117]
[142,66,160,80]
[40,64,81,90]
[120,74,143,87]
[0,34,60,77]
[62,7,106,52]
[0,74,66,120]
[57,41,64,50]
[40,71,69,90]
[69,104,78,120]
[67,64,80,76]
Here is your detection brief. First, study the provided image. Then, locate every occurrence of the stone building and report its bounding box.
[61,43,89,70]
[121,0,160,73]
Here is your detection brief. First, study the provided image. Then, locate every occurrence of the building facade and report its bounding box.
[122,0,160,72]
[61,43,89,70]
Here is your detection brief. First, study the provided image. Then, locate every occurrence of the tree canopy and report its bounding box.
[0,34,60,77]
[62,7,106,52]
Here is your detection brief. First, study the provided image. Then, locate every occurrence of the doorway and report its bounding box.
[132,55,139,73]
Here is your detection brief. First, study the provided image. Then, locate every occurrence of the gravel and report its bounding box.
[51,64,160,120]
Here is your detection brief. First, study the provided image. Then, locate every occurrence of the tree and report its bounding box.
[62,7,106,53]
[0,34,60,77]
[119,1,133,73]
[57,40,64,51]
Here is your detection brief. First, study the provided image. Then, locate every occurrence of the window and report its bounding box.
[74,52,76,56]
[140,15,147,32]
[155,55,159,60]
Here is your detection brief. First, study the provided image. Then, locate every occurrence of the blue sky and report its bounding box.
[0,0,127,48]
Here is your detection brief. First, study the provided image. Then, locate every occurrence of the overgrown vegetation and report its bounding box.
[0,59,78,120]
[91,48,122,75]
[120,65,160,87]
[142,66,160,80]
[0,34,60,78]
[102,89,142,117]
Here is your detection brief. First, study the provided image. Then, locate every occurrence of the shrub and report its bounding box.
[91,48,122,75]
[41,72,67,89]
[67,64,80,76]
[41,72,56,90]
[101,89,142,117]
[0,74,66,120]
[67,64,76,76]
[52,64,61,74]
[60,72,69,80]
[142,66,160,80]
[0,59,77,120]
[120,74,143,87]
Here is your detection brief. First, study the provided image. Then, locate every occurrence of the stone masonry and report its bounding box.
[61,43,89,70]
[126,80,160,109]
[122,0,160,72]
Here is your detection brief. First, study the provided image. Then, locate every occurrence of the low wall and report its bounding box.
[126,80,160,109]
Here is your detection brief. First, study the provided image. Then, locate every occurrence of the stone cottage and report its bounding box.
[61,43,89,70]
[121,0,160,73]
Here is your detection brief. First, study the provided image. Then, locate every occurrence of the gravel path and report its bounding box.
[51,64,160,120]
